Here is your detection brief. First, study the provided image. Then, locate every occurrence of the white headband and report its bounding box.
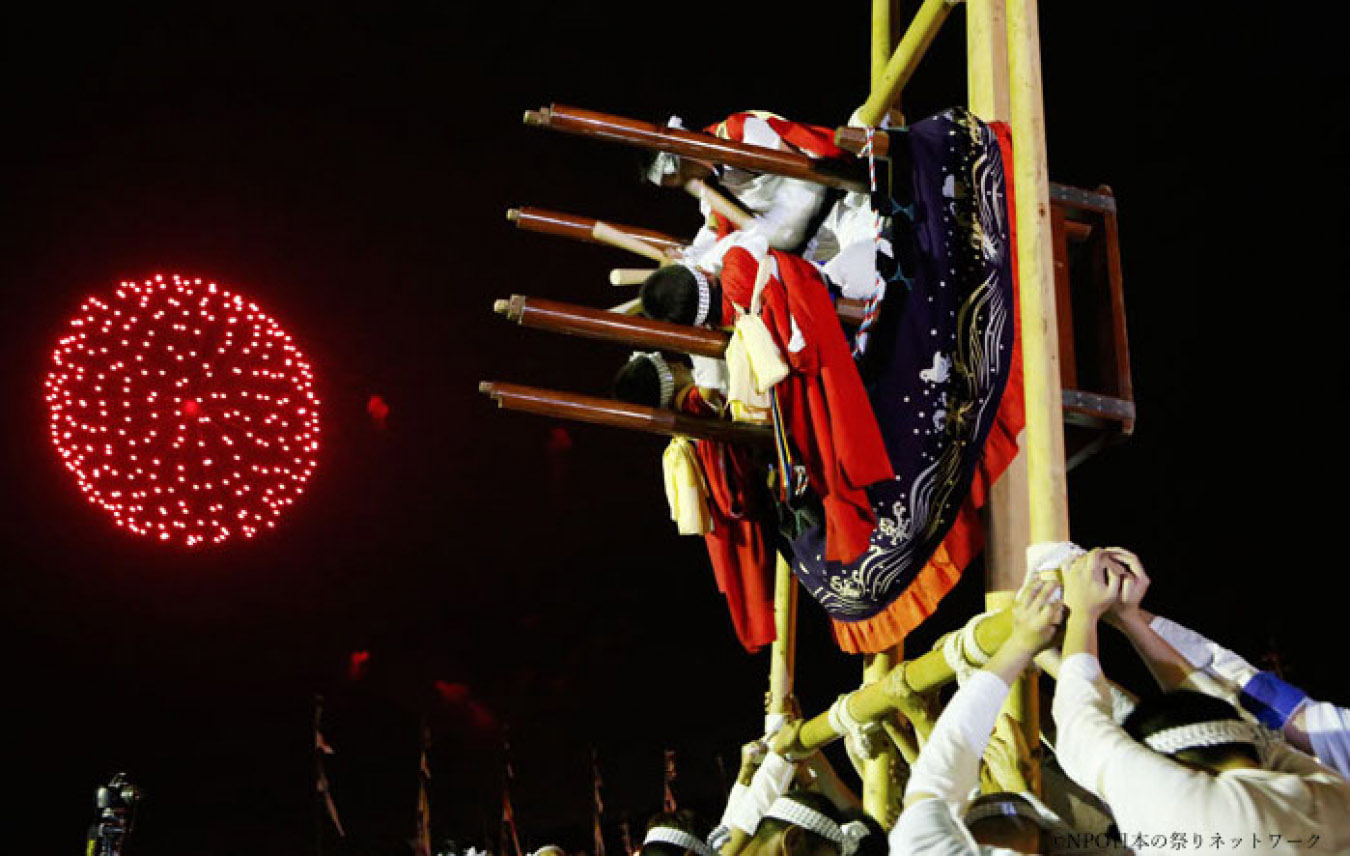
[764,799,870,856]
[964,791,1062,830]
[1144,719,1270,760]
[632,351,676,409]
[643,826,717,856]
[684,265,713,326]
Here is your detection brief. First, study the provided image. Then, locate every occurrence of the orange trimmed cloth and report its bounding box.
[787,109,1024,653]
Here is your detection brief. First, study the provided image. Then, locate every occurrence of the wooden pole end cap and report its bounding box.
[505,208,520,223]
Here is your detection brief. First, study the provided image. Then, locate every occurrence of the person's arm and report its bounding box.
[1054,551,1230,828]
[1290,701,1350,778]
[904,578,1063,808]
[981,712,1033,794]
[1104,551,1329,758]
[1101,550,1200,691]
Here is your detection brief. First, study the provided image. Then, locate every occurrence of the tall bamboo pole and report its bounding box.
[1006,0,1069,544]
[992,0,1071,794]
[855,0,958,127]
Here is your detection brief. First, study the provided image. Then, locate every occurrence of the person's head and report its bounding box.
[964,791,1057,853]
[1123,689,1264,774]
[640,265,721,327]
[641,810,713,856]
[613,352,694,409]
[742,792,882,856]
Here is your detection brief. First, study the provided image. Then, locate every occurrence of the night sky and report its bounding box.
[2,4,1346,855]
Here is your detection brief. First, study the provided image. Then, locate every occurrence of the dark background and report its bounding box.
[1,3,1345,854]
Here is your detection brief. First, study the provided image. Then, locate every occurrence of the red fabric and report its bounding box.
[703,111,848,238]
[708,111,848,160]
[829,120,1027,653]
[682,387,776,652]
[720,248,893,563]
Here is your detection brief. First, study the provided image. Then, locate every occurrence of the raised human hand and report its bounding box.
[1062,548,1124,620]
[1009,575,1066,654]
[1103,547,1150,628]
[981,712,1034,794]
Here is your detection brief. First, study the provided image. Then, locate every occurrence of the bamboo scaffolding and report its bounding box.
[773,609,1014,757]
[861,645,904,826]
[479,382,773,447]
[524,104,867,192]
[507,207,686,255]
[855,0,959,128]
[493,295,730,358]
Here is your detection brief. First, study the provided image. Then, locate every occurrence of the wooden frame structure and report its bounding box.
[485,0,1132,831]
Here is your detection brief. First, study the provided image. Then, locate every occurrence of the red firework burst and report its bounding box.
[44,274,322,547]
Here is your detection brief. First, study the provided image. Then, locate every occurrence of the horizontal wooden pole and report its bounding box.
[507,206,686,254]
[494,295,730,358]
[480,381,773,447]
[509,206,870,327]
[525,104,867,192]
[834,127,896,159]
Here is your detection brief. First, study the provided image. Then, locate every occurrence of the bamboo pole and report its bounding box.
[861,645,903,827]
[685,179,754,230]
[592,221,673,264]
[777,609,1014,755]
[766,554,798,722]
[1007,0,1070,544]
[855,0,959,128]
[479,382,773,447]
[493,294,730,358]
[967,0,1011,122]
[507,207,686,255]
[970,0,1044,795]
[872,0,896,90]
[524,104,867,192]
[610,269,657,286]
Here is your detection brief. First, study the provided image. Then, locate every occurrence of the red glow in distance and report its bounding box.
[44,274,322,547]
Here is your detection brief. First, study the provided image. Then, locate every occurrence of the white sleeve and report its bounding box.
[1304,700,1350,779]
[743,179,828,251]
[888,800,985,856]
[905,670,1010,808]
[1052,654,1225,831]
[1149,614,1260,687]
